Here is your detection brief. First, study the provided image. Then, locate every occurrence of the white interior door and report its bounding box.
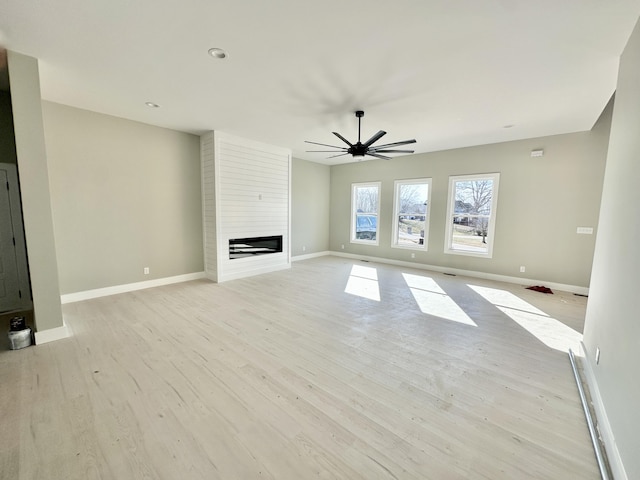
[0,163,31,312]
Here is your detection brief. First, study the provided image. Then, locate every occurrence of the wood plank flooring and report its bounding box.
[0,256,599,479]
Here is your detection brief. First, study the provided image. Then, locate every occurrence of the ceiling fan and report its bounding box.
[305,110,416,160]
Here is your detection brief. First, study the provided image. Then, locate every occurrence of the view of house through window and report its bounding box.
[351,182,380,244]
[392,179,431,249]
[445,173,500,257]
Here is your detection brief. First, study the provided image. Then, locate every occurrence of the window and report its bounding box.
[445,173,500,257]
[392,178,431,250]
[351,182,381,244]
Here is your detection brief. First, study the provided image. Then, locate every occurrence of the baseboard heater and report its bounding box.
[229,235,283,259]
[568,349,611,480]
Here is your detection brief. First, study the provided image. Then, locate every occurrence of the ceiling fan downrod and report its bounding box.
[355,110,364,144]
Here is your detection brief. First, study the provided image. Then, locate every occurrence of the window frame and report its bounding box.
[350,182,381,246]
[444,173,500,258]
[391,178,432,251]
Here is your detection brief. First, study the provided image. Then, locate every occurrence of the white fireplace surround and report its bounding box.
[201,131,291,282]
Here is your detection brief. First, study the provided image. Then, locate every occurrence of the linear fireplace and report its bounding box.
[229,235,283,259]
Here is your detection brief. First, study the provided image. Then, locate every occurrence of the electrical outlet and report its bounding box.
[411,253,415,259]
[520,266,526,273]
[144,267,150,275]
[595,347,600,364]
[302,246,306,252]
[341,244,345,249]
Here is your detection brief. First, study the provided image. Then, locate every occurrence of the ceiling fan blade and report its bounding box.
[328,152,351,159]
[306,150,348,153]
[369,139,417,150]
[366,152,392,160]
[332,132,353,147]
[363,130,387,148]
[305,140,347,149]
[370,149,415,153]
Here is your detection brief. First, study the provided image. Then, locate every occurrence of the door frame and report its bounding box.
[0,162,32,311]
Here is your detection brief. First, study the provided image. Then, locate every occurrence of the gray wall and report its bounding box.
[583,18,640,479]
[7,51,64,332]
[41,101,203,294]
[291,157,330,256]
[329,102,613,288]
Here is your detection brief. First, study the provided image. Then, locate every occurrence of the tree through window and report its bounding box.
[445,173,500,257]
[392,179,431,250]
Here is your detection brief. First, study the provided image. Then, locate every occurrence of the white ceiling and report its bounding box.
[1,1,639,164]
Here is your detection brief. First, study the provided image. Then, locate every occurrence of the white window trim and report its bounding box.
[391,178,432,251]
[351,182,381,246]
[444,173,500,258]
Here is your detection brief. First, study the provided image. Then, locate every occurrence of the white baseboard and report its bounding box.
[35,323,71,345]
[60,272,207,304]
[291,251,331,262]
[580,342,627,480]
[328,251,589,295]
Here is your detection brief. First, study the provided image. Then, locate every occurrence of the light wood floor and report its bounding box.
[0,256,599,479]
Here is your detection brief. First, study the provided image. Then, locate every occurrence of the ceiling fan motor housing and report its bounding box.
[349,143,367,156]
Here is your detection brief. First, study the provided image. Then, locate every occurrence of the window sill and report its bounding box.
[351,239,379,246]
[392,243,427,251]
[444,248,493,259]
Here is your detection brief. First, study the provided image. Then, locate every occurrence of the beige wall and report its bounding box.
[329,100,612,289]
[42,102,203,294]
[291,158,330,256]
[583,18,640,480]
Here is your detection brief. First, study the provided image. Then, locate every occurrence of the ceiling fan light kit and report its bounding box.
[306,111,416,161]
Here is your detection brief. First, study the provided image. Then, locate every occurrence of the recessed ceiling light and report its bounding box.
[145,102,160,108]
[208,47,227,59]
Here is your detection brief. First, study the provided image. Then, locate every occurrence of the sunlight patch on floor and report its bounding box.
[467,284,547,315]
[403,273,477,326]
[345,265,380,301]
[468,284,582,352]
